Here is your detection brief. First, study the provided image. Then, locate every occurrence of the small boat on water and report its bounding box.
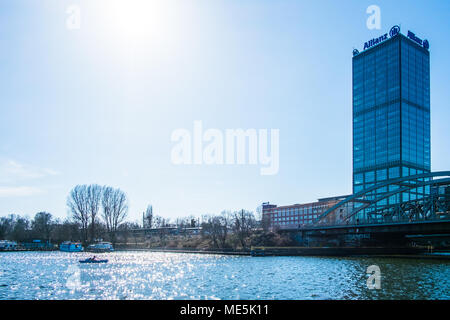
[86,242,114,253]
[79,257,108,264]
[60,241,84,252]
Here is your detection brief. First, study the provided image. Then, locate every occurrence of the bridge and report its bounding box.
[282,171,450,248]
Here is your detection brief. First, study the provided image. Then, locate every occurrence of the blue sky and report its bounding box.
[1,0,449,223]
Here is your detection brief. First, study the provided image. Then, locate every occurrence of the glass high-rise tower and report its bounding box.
[352,27,430,217]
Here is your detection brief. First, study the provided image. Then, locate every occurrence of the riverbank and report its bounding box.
[369,253,450,260]
[0,248,58,252]
[116,247,250,256]
[115,246,450,260]
[2,246,449,260]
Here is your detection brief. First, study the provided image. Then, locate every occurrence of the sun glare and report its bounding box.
[101,0,174,45]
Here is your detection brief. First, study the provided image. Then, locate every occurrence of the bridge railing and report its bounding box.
[307,172,450,229]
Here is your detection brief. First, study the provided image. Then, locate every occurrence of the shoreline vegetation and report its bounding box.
[2,184,449,260]
[2,209,450,259]
[110,233,450,259]
[0,184,279,252]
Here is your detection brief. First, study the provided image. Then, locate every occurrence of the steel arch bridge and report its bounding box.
[312,171,450,228]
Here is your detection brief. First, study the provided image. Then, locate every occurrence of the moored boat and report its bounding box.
[60,241,84,252]
[0,240,18,251]
[86,242,114,252]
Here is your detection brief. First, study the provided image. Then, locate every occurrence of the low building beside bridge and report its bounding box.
[262,195,352,231]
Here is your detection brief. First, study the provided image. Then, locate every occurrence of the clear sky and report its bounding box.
[1,0,449,223]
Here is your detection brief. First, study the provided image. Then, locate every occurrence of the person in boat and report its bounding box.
[91,255,97,261]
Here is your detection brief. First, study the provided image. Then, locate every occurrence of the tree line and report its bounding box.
[200,210,258,249]
[0,212,80,244]
[140,209,290,250]
[0,184,273,249]
[0,184,130,245]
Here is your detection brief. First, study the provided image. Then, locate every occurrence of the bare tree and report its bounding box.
[52,219,80,243]
[102,186,114,233]
[152,215,168,245]
[87,184,102,243]
[201,215,218,248]
[201,212,230,248]
[255,205,263,221]
[218,211,231,248]
[0,216,14,239]
[233,209,256,249]
[6,214,30,242]
[144,205,153,229]
[67,185,90,244]
[153,215,166,228]
[174,216,193,229]
[117,222,131,245]
[32,212,53,241]
[102,186,128,245]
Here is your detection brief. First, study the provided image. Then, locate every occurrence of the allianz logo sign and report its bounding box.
[359,26,429,53]
[363,25,400,51]
[363,33,388,50]
[407,30,430,49]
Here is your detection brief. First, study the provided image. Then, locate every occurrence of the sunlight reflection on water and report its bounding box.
[0,251,449,300]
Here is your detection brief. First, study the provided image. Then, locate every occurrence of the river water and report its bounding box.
[0,251,449,300]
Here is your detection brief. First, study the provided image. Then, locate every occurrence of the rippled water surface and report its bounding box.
[0,251,449,300]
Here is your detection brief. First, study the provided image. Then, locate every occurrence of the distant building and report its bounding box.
[262,195,350,230]
[144,226,202,236]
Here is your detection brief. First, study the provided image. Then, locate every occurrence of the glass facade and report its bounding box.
[352,34,430,217]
